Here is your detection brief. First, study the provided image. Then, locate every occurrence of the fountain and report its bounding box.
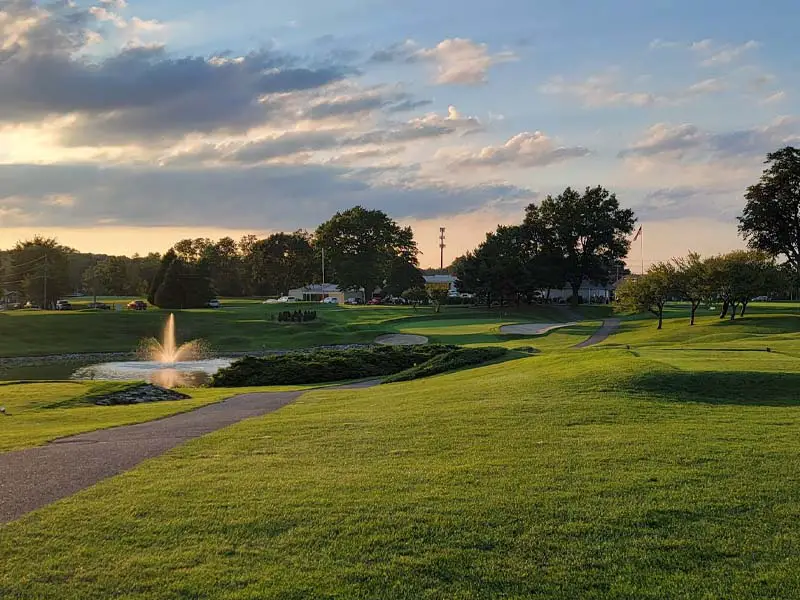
[73,314,233,387]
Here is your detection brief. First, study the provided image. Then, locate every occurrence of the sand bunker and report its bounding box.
[375,334,429,346]
[499,322,578,336]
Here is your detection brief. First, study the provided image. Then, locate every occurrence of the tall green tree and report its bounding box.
[10,237,72,308]
[615,262,676,329]
[148,249,176,305]
[739,147,800,274]
[316,207,418,297]
[383,256,425,298]
[524,186,636,305]
[454,226,528,306]
[672,252,711,326]
[246,232,316,296]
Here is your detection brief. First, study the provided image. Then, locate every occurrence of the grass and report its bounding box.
[7,303,800,596]
[0,381,315,452]
[4,304,800,596]
[0,298,611,358]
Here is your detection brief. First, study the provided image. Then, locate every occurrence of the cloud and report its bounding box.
[0,1,350,142]
[371,37,515,85]
[413,38,516,85]
[297,87,426,120]
[540,73,659,108]
[369,39,417,63]
[445,131,590,170]
[691,39,759,67]
[618,117,800,161]
[686,78,726,95]
[0,162,536,228]
[762,91,787,105]
[648,39,680,50]
[160,105,482,166]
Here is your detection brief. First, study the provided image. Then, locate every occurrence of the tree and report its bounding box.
[151,251,214,309]
[246,232,315,296]
[453,226,529,307]
[148,249,176,305]
[706,250,777,320]
[202,237,242,297]
[383,257,425,298]
[739,147,800,275]
[524,186,636,305]
[615,263,675,329]
[401,287,429,309]
[672,252,710,326]
[316,206,418,298]
[154,259,186,309]
[10,237,71,308]
[429,288,449,313]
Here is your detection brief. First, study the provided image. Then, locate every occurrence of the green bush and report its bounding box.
[211,345,458,387]
[383,347,509,384]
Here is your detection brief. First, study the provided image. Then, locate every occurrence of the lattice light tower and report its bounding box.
[439,227,446,270]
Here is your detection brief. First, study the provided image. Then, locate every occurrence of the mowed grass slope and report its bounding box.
[5,340,800,598]
[0,382,314,452]
[0,300,609,357]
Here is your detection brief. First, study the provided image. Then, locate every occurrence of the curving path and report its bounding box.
[574,319,621,348]
[0,382,377,524]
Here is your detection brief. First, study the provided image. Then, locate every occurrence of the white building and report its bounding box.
[544,279,615,304]
[287,283,365,303]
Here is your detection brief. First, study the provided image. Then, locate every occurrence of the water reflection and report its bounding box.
[72,358,232,388]
[149,368,212,388]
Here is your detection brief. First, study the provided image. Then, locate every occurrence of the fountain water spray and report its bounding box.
[138,313,209,364]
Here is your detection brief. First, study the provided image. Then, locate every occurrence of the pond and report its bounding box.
[0,358,235,388]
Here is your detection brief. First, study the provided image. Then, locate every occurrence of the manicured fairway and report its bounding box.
[3,305,800,597]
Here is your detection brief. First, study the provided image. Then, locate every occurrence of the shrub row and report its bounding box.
[211,344,458,387]
[383,347,509,384]
[275,310,317,323]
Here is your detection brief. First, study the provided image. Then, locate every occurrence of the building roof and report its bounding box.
[423,275,457,285]
[289,283,342,293]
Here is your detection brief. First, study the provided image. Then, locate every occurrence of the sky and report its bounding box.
[0,0,798,269]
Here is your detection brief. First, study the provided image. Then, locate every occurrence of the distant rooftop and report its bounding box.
[423,275,457,284]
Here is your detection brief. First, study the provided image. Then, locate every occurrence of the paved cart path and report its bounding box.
[574,319,621,348]
[0,382,377,524]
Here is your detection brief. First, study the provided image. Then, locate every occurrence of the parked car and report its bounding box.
[276,296,298,303]
[207,299,222,309]
[753,295,771,302]
[55,300,72,311]
[321,297,339,304]
[127,300,148,311]
[344,297,363,305]
[263,298,279,304]
[367,297,383,305]
[24,301,39,309]
[86,302,111,310]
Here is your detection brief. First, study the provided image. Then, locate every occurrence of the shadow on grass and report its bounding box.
[628,370,800,406]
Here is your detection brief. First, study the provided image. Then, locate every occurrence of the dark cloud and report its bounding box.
[0,162,536,228]
[386,99,433,113]
[0,1,350,140]
[619,118,800,160]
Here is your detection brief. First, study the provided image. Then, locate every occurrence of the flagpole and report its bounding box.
[640,226,644,275]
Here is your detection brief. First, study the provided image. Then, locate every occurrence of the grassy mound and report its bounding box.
[383,346,509,383]
[211,345,458,387]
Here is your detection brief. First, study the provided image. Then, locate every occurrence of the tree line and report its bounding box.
[617,146,800,328]
[453,186,635,306]
[0,207,425,309]
[616,250,788,329]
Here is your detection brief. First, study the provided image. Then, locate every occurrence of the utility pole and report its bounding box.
[439,227,446,270]
[42,256,48,310]
[321,247,325,285]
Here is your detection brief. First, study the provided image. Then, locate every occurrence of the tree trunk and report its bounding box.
[570,282,581,307]
[658,307,664,330]
[740,301,748,317]
[730,303,738,320]
[719,300,729,319]
[690,302,698,326]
